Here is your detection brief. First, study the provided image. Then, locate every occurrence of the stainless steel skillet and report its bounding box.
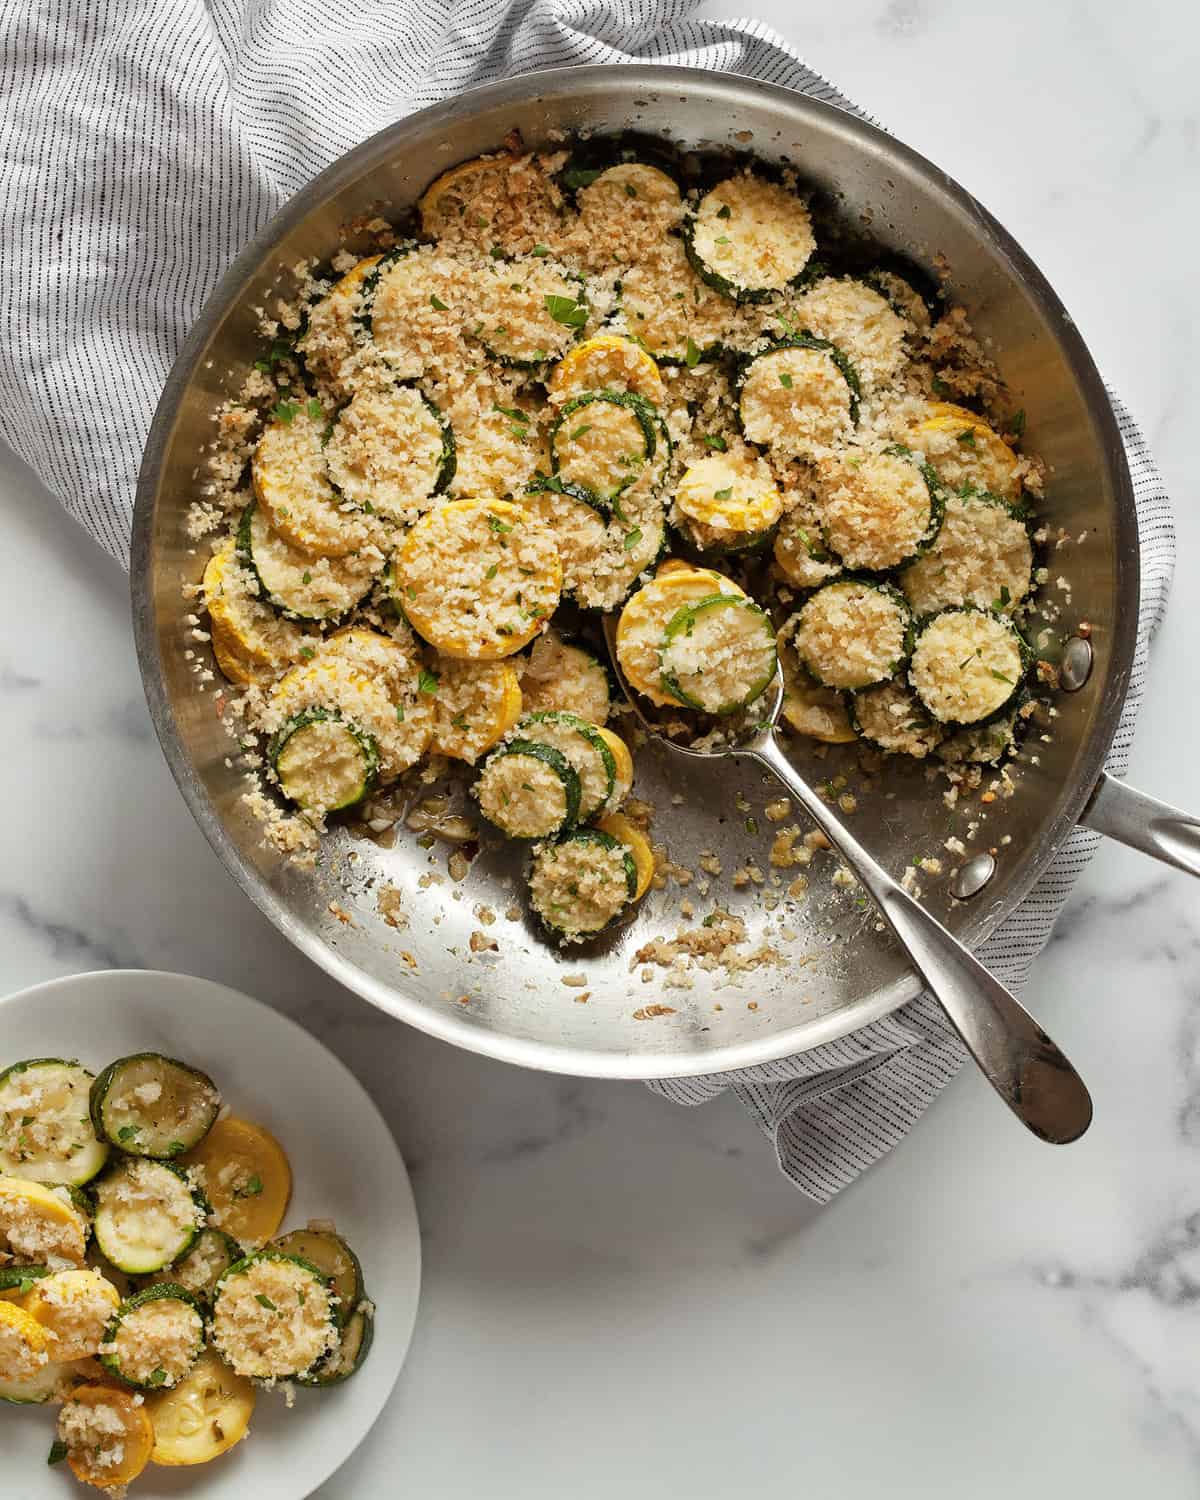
[131,65,1200,1086]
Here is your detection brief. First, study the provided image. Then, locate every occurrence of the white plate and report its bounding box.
[1,969,420,1500]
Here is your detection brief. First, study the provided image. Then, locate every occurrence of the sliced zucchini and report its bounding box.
[91,1160,206,1276]
[252,401,374,558]
[396,498,562,660]
[614,235,730,363]
[597,505,669,611]
[772,506,843,590]
[937,710,1022,766]
[813,450,941,572]
[0,1264,50,1302]
[548,334,665,408]
[143,1228,243,1306]
[791,579,912,692]
[738,337,861,460]
[908,607,1030,726]
[445,380,547,501]
[574,161,682,214]
[518,712,617,821]
[477,257,587,368]
[58,1384,156,1487]
[269,708,379,815]
[899,491,1033,616]
[22,1267,120,1361]
[147,1347,256,1466]
[429,658,524,764]
[905,401,1022,501]
[862,262,937,329]
[270,627,433,783]
[684,174,816,302]
[796,275,910,390]
[659,595,777,715]
[0,1058,108,1185]
[521,476,612,603]
[475,740,581,839]
[298,1303,374,1386]
[520,632,611,725]
[100,1283,205,1392]
[355,243,463,379]
[673,450,783,555]
[323,384,454,523]
[180,1117,292,1250]
[90,1054,220,1160]
[271,1228,363,1328]
[594,812,654,901]
[211,1251,337,1380]
[0,1177,89,1265]
[203,539,310,683]
[549,390,658,510]
[237,501,382,623]
[294,254,382,398]
[850,680,945,759]
[615,566,745,708]
[528,829,637,940]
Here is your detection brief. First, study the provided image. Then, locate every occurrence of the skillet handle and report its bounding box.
[1079,772,1200,878]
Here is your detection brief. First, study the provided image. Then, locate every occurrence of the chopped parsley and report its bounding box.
[544,294,588,329]
[685,335,701,369]
[989,669,1015,685]
[418,669,440,694]
[563,165,603,190]
[395,704,405,723]
[713,486,733,502]
[779,372,793,389]
[531,244,550,258]
[716,203,732,219]
[429,293,449,311]
[117,1125,138,1143]
[569,424,592,441]
[272,400,299,425]
[623,527,643,551]
[299,646,315,662]
[624,183,638,198]
[233,1174,263,1199]
[956,428,977,447]
[301,570,312,584]
[487,512,513,535]
[1009,408,1027,438]
[306,398,322,420]
[485,562,499,580]
[148,1368,169,1387]
[702,434,727,452]
[255,1293,277,1311]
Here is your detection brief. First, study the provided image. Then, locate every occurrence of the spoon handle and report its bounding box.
[748,731,1092,1144]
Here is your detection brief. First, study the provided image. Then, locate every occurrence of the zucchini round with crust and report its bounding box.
[396,498,562,660]
[477,256,587,368]
[685,173,816,303]
[520,476,612,603]
[90,1053,220,1160]
[517,711,618,821]
[528,829,638,939]
[299,1304,374,1386]
[813,450,941,572]
[573,162,684,264]
[355,243,465,379]
[99,1283,205,1392]
[659,594,778,715]
[908,607,1030,726]
[429,658,524,764]
[614,235,730,363]
[548,334,665,408]
[772,506,843,590]
[616,566,745,707]
[673,450,783,555]
[738,338,860,460]
[899,491,1033,616]
[797,275,910,391]
[203,539,311,682]
[850,679,946,758]
[236,502,383,623]
[269,709,380,815]
[520,632,611,725]
[294,254,381,400]
[0,1059,108,1186]
[550,390,658,509]
[475,740,581,839]
[211,1251,338,1380]
[791,578,912,692]
[143,1227,243,1307]
[253,401,375,558]
[271,1227,363,1328]
[91,1160,206,1276]
[323,384,454,523]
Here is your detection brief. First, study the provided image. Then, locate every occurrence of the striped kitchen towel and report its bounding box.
[0,1,1175,1200]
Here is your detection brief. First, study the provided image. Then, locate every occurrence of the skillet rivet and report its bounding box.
[1059,636,1093,693]
[950,852,996,900]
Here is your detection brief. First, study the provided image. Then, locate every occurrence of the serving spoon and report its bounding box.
[602,619,1093,1144]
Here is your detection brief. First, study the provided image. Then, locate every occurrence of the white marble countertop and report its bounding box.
[3,2,1198,1493]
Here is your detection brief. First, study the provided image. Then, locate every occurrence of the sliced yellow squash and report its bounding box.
[548,333,665,407]
[253,402,374,558]
[60,1384,156,1490]
[615,567,745,707]
[430,658,523,763]
[0,1177,88,1265]
[23,1268,120,1361]
[295,254,382,398]
[909,401,1021,500]
[595,812,654,901]
[204,539,309,678]
[180,1118,291,1250]
[148,1347,256,1467]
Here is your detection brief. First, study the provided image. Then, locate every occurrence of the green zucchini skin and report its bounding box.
[818,443,947,573]
[0,1265,50,1296]
[91,1160,208,1276]
[556,148,683,199]
[350,241,419,345]
[99,1283,206,1391]
[89,1053,221,1160]
[476,738,582,839]
[270,1228,363,1329]
[525,471,609,519]
[212,1251,338,1379]
[268,708,380,815]
[322,385,456,509]
[297,1305,374,1387]
[736,335,863,427]
[141,1227,243,1306]
[0,1058,109,1186]
[234,501,322,624]
[549,390,659,511]
[518,710,617,818]
[658,594,777,714]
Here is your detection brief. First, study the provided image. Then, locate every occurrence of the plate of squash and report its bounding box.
[0,969,420,1497]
